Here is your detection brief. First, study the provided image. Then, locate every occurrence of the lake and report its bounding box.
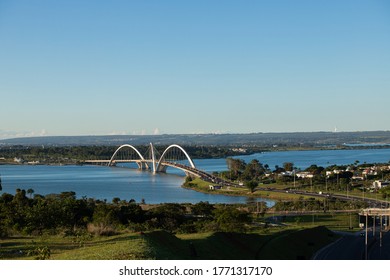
[1,148,390,204]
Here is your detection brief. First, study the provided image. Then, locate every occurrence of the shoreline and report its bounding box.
[181,178,316,202]
[1,145,390,166]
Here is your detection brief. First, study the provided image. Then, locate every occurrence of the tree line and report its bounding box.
[220,158,390,194]
[0,145,261,164]
[0,189,253,238]
[273,198,368,212]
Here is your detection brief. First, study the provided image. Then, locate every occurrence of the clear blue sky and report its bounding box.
[0,0,389,138]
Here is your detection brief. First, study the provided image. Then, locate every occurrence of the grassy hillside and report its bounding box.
[147,227,337,260]
[0,226,337,260]
[256,226,337,259]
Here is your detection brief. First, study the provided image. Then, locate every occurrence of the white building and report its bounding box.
[372,180,390,189]
[296,172,314,179]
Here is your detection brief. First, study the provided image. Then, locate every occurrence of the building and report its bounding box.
[372,180,390,189]
[209,185,222,190]
[296,172,314,179]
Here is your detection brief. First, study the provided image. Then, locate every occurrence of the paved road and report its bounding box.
[258,187,389,208]
[314,227,390,260]
[313,231,365,260]
[368,230,390,259]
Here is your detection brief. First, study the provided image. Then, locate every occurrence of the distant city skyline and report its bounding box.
[1,1,389,139]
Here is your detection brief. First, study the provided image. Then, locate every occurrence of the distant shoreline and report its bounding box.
[1,144,390,166]
[2,131,390,147]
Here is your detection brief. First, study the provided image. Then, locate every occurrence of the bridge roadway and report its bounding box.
[84,159,233,186]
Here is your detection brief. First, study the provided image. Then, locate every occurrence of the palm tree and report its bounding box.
[27,188,34,198]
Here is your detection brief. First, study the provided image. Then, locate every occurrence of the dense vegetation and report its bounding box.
[0,145,259,164]
[0,188,359,260]
[0,189,256,238]
[217,158,390,197]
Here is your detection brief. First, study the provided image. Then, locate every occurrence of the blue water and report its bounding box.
[1,148,390,204]
[233,148,390,170]
[0,165,270,205]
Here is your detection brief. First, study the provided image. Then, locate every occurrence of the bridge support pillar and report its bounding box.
[150,143,157,174]
[156,165,168,173]
[136,161,148,170]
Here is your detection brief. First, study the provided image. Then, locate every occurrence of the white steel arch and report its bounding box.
[108,144,145,166]
[156,144,196,172]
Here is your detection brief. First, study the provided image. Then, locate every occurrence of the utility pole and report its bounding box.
[325,174,327,192]
[310,177,313,192]
[365,213,368,260]
[293,168,296,189]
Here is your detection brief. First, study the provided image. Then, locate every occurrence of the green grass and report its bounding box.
[0,232,154,260]
[184,178,315,200]
[143,231,192,259]
[145,230,269,260]
[54,233,153,260]
[0,210,358,260]
[265,212,361,231]
[181,232,263,259]
[257,226,338,260]
[145,226,338,260]
[0,227,339,260]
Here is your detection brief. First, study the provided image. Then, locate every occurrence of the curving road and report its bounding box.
[313,228,390,260]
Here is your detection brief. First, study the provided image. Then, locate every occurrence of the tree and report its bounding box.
[192,201,214,217]
[149,203,186,232]
[283,162,294,172]
[112,197,121,204]
[305,165,324,175]
[27,188,34,198]
[245,180,258,193]
[118,203,145,224]
[243,159,265,181]
[226,158,246,179]
[273,165,285,173]
[213,206,251,232]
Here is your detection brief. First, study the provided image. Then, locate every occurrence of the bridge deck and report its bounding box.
[83,159,233,185]
[360,208,390,216]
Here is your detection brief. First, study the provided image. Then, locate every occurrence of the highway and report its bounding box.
[313,227,390,260]
[368,230,390,259]
[313,231,366,259]
[257,187,389,208]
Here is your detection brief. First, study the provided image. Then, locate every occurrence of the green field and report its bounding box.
[0,232,153,260]
[0,224,341,260]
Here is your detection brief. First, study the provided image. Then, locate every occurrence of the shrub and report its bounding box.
[87,223,117,236]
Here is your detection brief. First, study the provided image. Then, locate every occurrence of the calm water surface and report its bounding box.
[1,148,390,205]
[233,148,390,170]
[0,165,270,205]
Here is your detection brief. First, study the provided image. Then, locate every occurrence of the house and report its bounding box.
[372,180,390,189]
[296,172,314,179]
[352,176,364,181]
[209,185,222,190]
[362,168,378,176]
